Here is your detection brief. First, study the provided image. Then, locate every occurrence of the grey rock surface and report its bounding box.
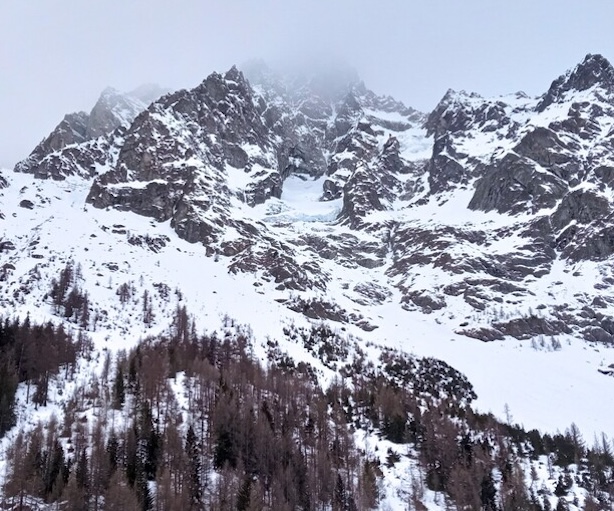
[8,54,614,340]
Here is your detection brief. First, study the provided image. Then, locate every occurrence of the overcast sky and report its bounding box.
[2,0,614,168]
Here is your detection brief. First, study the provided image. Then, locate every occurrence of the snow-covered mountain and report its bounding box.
[2,55,614,509]
[13,85,169,180]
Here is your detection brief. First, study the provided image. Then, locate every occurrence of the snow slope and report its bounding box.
[1,169,613,441]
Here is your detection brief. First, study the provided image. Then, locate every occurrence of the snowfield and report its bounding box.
[1,170,613,442]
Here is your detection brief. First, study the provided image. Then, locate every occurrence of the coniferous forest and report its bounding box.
[0,317,82,436]
[1,310,614,510]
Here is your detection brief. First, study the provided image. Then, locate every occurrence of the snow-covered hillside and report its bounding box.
[2,54,614,510]
[1,165,613,437]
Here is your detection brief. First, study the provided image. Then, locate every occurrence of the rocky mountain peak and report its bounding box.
[13,111,89,176]
[86,87,143,139]
[567,53,614,90]
[537,53,614,111]
[224,64,246,83]
[18,55,614,318]
[13,85,167,180]
[193,67,252,105]
[424,89,486,138]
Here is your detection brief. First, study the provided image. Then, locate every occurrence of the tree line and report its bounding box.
[1,307,614,509]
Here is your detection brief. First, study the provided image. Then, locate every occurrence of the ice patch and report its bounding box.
[257,175,342,224]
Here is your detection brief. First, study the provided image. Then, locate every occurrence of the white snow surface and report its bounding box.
[1,169,613,445]
[2,157,614,511]
[255,174,343,223]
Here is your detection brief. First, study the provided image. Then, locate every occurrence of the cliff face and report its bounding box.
[8,56,614,344]
[13,85,167,180]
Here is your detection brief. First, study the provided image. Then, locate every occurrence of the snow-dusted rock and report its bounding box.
[4,54,614,441]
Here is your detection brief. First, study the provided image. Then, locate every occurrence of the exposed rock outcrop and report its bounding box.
[10,54,614,340]
[14,85,166,179]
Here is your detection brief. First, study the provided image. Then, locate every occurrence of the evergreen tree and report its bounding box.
[106,430,120,478]
[236,475,252,511]
[480,471,498,511]
[138,401,160,480]
[333,473,346,511]
[185,425,203,510]
[0,356,17,436]
[42,439,66,498]
[75,448,89,492]
[113,364,125,410]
